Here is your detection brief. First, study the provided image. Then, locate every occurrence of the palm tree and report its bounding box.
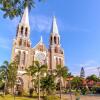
[26,61,47,100]
[0,61,9,95]
[41,74,56,96]
[0,0,44,19]
[8,62,18,94]
[55,65,68,100]
[0,61,18,96]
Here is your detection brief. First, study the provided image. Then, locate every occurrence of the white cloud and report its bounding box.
[71,60,99,77]
[30,15,52,33]
[28,14,90,35]
[0,36,11,49]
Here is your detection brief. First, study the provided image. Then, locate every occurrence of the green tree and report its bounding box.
[0,61,18,95]
[0,0,44,19]
[41,74,56,96]
[0,61,9,94]
[55,65,68,100]
[71,76,82,90]
[26,61,47,100]
[86,74,99,82]
[0,68,5,92]
[7,61,18,94]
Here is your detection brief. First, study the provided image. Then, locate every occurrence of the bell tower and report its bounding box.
[16,6,31,47]
[11,7,31,71]
[49,16,64,70]
[50,16,60,46]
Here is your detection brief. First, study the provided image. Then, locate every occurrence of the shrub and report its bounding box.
[81,87,87,95]
[44,95,60,100]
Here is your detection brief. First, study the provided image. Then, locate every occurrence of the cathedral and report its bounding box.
[11,7,65,91]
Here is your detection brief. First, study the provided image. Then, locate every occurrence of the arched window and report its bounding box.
[24,40,26,46]
[16,26,19,37]
[17,51,21,64]
[27,42,30,47]
[22,52,26,65]
[56,57,58,66]
[54,36,56,44]
[19,39,22,46]
[21,26,23,35]
[25,27,28,37]
[50,36,52,44]
[59,58,62,65]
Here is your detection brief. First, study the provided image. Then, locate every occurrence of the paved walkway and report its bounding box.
[62,94,100,100]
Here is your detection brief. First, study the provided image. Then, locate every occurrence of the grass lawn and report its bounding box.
[0,95,36,100]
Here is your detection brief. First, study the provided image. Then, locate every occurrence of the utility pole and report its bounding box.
[97,67,100,78]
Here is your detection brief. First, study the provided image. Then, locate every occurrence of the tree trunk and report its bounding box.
[28,74,31,89]
[69,80,72,100]
[38,73,40,100]
[4,77,7,95]
[11,82,13,94]
[13,80,15,100]
[60,78,62,100]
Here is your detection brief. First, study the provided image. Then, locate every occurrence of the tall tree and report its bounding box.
[71,76,83,90]
[7,61,18,94]
[0,61,9,94]
[26,61,47,100]
[0,61,18,95]
[55,65,68,100]
[0,0,44,19]
[41,74,56,96]
[86,74,99,82]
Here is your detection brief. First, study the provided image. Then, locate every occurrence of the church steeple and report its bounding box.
[16,6,30,38]
[49,16,64,70]
[50,16,60,46]
[20,6,29,26]
[40,36,43,44]
[51,16,59,35]
[15,7,31,47]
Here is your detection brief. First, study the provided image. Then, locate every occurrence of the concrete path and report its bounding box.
[62,94,100,100]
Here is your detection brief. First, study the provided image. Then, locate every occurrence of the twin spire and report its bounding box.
[20,7,59,35]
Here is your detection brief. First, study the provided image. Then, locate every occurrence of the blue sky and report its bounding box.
[0,0,100,76]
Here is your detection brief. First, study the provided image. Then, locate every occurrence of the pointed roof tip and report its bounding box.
[51,16,59,35]
[53,15,56,20]
[40,36,43,43]
[20,6,29,26]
